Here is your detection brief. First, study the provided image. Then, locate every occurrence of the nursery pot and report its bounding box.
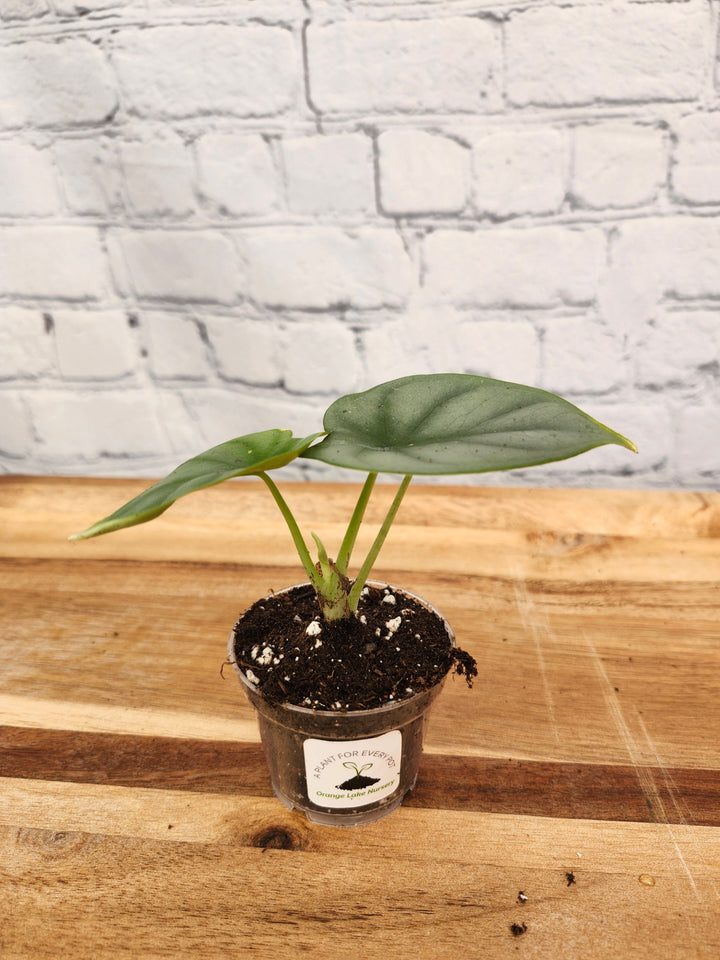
[228,582,454,827]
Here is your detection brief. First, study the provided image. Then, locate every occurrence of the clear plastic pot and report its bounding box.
[227,582,454,827]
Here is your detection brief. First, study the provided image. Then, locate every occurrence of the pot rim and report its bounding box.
[227,580,455,719]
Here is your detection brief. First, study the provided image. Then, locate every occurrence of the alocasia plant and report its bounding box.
[71,374,636,619]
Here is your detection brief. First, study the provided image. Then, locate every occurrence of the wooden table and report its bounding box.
[1,476,719,959]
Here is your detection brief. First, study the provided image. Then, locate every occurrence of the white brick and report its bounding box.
[236,227,414,309]
[601,218,720,327]
[0,394,32,456]
[31,392,168,459]
[55,0,125,13]
[0,141,60,215]
[635,311,720,387]
[361,307,538,384]
[196,133,279,216]
[423,227,605,308]
[360,308,461,383]
[54,138,123,215]
[0,38,117,128]
[111,230,240,304]
[155,0,290,12]
[573,123,666,209]
[676,403,720,474]
[308,17,502,114]
[203,315,281,385]
[112,25,297,119]
[0,308,53,379]
[472,128,568,217]
[144,313,209,380]
[672,113,720,204]
[0,0,48,21]
[507,4,706,107]
[0,227,109,300]
[283,320,359,394]
[542,317,626,394]
[454,316,540,385]
[183,388,320,448]
[284,134,374,216]
[53,311,136,380]
[155,390,201,456]
[378,130,470,216]
[119,133,195,218]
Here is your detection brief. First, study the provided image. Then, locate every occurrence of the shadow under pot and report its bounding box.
[227,581,456,827]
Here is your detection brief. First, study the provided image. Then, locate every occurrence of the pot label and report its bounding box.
[303,730,402,809]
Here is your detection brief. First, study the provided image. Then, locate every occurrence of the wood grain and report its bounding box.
[2,797,719,960]
[1,477,719,959]
[2,555,717,767]
[2,726,719,826]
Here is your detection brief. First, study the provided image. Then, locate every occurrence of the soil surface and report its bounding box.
[230,583,477,711]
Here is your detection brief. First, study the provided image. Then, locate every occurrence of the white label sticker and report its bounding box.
[303,730,402,809]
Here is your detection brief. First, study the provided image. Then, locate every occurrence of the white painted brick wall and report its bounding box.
[0,142,61,216]
[196,133,280,217]
[1,227,110,299]
[672,112,720,203]
[0,36,117,127]
[53,310,136,380]
[53,138,124,216]
[1,0,719,492]
[284,134,375,216]
[505,4,708,107]
[572,123,667,209]
[0,309,53,378]
[236,228,415,309]
[119,133,195,219]
[109,229,240,303]
[378,130,471,216]
[110,25,299,119]
[307,18,503,114]
[423,227,606,307]
[471,128,569,218]
[144,313,210,382]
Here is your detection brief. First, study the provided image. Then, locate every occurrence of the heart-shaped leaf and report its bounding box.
[303,374,636,475]
[70,429,323,540]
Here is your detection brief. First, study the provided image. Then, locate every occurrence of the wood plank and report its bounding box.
[1,783,718,960]
[28,524,716,583]
[2,727,719,826]
[2,557,718,767]
[3,478,720,572]
[3,475,720,541]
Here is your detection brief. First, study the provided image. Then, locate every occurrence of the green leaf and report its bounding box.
[70,429,323,540]
[302,374,637,476]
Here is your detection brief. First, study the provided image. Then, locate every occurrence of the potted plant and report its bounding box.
[71,374,636,826]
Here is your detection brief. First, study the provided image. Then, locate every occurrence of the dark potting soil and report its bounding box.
[230,583,477,711]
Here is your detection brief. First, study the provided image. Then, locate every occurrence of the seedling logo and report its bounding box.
[336,761,380,791]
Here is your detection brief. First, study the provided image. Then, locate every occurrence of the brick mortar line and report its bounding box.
[1,0,640,39]
[2,106,716,136]
[6,204,720,225]
[4,103,714,133]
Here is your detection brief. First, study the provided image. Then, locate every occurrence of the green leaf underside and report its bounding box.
[70,429,323,540]
[303,374,637,475]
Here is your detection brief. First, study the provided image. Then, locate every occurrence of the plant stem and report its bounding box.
[336,472,378,576]
[348,474,412,611]
[258,472,319,587]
